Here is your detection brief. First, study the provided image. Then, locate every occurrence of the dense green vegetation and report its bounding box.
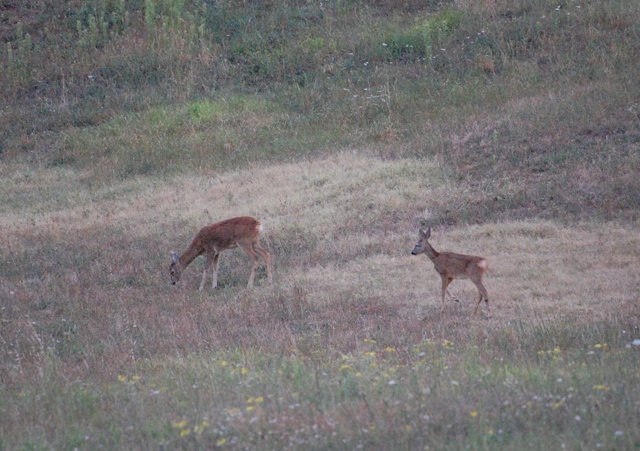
[3,0,639,222]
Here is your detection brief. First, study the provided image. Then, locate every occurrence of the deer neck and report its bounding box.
[179,243,203,269]
[424,242,440,262]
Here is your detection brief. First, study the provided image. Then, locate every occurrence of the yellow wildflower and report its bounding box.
[173,419,189,429]
[593,385,611,391]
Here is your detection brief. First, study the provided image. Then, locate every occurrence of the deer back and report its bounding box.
[195,216,262,251]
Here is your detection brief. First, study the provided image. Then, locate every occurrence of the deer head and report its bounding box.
[411,228,432,255]
[169,251,183,285]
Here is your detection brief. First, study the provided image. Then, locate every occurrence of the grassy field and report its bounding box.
[1,1,640,449]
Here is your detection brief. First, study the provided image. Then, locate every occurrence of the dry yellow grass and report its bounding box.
[267,221,639,323]
[2,153,636,327]
[2,148,639,451]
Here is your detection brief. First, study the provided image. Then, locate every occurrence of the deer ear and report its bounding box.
[171,251,179,262]
[424,227,431,238]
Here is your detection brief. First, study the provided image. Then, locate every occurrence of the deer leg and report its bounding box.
[252,242,273,284]
[440,276,453,313]
[211,253,220,289]
[445,287,459,303]
[239,243,260,287]
[481,284,490,317]
[472,278,490,317]
[200,253,214,291]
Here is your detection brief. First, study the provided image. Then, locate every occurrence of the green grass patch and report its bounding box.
[3,322,639,449]
[53,94,293,180]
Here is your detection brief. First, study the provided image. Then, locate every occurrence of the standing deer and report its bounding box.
[411,227,490,317]
[170,216,273,290]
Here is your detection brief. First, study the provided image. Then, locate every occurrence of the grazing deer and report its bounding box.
[411,228,490,317]
[170,216,273,290]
